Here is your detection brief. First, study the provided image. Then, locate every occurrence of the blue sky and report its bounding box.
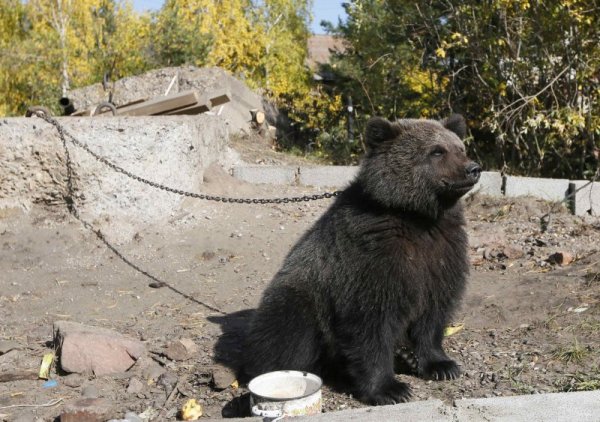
[131,0,347,34]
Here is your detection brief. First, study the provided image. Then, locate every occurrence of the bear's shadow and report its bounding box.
[208,309,255,418]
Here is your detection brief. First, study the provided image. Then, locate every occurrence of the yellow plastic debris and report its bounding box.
[181,399,203,421]
[230,379,239,389]
[444,323,464,337]
[39,353,54,379]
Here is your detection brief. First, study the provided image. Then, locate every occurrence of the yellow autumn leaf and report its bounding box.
[181,399,203,421]
[444,323,465,336]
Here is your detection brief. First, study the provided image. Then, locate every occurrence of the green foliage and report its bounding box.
[329,0,600,178]
[150,0,213,67]
[0,0,152,115]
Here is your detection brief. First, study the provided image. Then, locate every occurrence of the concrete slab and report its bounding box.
[569,180,600,217]
[232,165,298,185]
[454,390,600,422]
[298,166,358,188]
[504,175,570,202]
[469,171,503,197]
[209,391,600,421]
[207,399,451,422]
[295,399,452,421]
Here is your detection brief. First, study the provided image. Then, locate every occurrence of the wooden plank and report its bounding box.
[166,90,230,115]
[166,102,211,115]
[209,91,231,107]
[116,91,200,116]
[165,92,210,115]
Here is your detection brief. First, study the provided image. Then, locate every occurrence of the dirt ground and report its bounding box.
[1,160,599,421]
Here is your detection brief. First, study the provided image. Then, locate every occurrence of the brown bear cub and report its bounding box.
[244,115,481,405]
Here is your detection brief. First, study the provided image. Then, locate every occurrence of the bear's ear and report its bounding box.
[365,117,398,148]
[442,114,467,139]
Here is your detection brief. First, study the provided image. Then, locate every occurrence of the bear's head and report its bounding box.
[357,114,481,218]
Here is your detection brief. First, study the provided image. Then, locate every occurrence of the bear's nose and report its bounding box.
[465,162,481,180]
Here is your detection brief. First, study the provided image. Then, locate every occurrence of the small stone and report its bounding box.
[547,251,575,266]
[158,371,179,393]
[127,377,145,394]
[503,245,525,259]
[62,373,85,388]
[164,338,198,361]
[124,411,144,422]
[211,364,236,390]
[60,398,114,422]
[139,358,166,382]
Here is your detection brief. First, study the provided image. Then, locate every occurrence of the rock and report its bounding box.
[124,412,144,422]
[137,356,166,382]
[107,412,143,422]
[60,398,114,422]
[54,321,146,376]
[502,245,525,259]
[164,338,198,361]
[211,364,236,390]
[547,251,575,266]
[62,373,85,388]
[127,377,145,394]
[158,371,179,394]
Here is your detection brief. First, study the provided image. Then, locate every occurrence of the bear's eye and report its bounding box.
[430,147,446,157]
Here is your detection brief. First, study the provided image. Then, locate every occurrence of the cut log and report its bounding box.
[250,109,266,125]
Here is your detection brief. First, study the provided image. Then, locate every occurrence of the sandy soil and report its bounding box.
[1,165,599,421]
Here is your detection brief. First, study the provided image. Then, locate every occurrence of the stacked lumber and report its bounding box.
[72,90,230,117]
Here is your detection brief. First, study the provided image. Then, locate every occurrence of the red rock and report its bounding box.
[54,321,146,376]
[60,398,113,422]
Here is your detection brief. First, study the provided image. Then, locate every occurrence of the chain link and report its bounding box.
[34,112,341,204]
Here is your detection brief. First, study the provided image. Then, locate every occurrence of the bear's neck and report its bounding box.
[343,180,459,221]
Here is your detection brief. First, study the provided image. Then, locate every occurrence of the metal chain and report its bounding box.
[34,112,341,204]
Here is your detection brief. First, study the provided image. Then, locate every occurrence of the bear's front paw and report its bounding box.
[421,359,461,381]
[360,378,412,405]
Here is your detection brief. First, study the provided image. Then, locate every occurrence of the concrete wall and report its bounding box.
[0,115,232,241]
[230,165,600,217]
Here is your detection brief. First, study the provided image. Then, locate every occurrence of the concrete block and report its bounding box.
[0,115,231,242]
[298,166,358,188]
[295,399,452,421]
[232,165,298,185]
[469,171,503,197]
[455,390,600,422]
[504,175,570,202]
[569,180,600,216]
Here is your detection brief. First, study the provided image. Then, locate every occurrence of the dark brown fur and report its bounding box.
[244,115,481,405]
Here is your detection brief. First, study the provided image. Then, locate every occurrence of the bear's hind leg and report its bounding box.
[244,289,322,379]
[337,325,412,405]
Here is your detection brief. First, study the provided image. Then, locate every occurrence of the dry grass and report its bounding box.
[552,339,590,364]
